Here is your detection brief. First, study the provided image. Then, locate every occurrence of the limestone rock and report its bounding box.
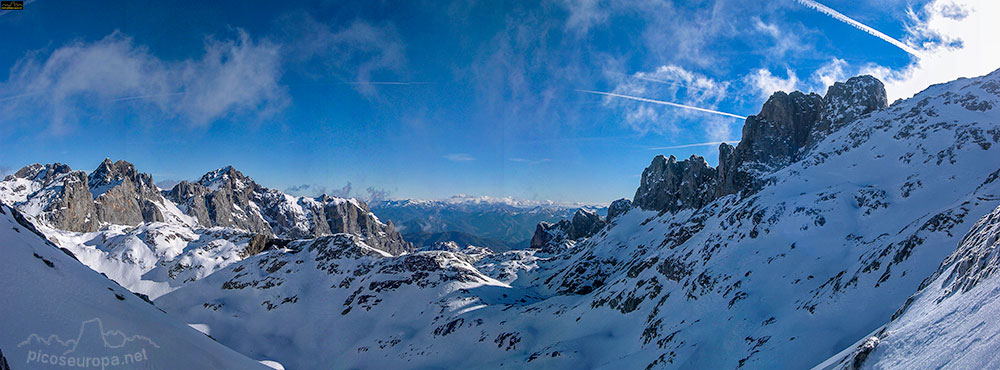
[633,155,718,212]
[43,171,99,232]
[530,208,606,252]
[607,198,632,221]
[636,74,889,212]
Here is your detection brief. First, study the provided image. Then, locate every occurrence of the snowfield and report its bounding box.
[0,203,270,369]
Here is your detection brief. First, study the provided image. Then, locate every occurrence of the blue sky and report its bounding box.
[0,0,996,204]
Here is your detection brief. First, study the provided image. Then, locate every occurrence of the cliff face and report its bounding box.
[88,158,166,226]
[634,75,888,212]
[2,161,413,255]
[165,166,414,255]
[530,208,606,252]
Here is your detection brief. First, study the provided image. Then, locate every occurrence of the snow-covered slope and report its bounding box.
[0,203,271,369]
[154,70,1000,369]
[818,202,1000,369]
[156,235,516,369]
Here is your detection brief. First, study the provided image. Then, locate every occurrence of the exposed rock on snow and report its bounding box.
[529,208,606,252]
[821,203,1000,369]
[0,162,412,300]
[607,198,632,222]
[634,75,889,212]
[166,166,411,254]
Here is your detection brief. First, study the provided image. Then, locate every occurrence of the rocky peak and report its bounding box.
[530,208,607,251]
[87,159,157,196]
[166,167,414,255]
[570,208,606,239]
[607,198,632,221]
[7,163,72,186]
[635,74,890,212]
[41,170,100,232]
[633,154,718,212]
[198,165,256,193]
[740,91,824,166]
[817,75,888,132]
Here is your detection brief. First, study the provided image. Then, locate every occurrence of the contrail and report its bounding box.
[346,81,429,85]
[577,89,747,120]
[647,141,740,150]
[109,92,185,102]
[796,0,921,57]
[0,91,43,102]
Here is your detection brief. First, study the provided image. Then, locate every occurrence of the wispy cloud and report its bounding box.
[280,14,407,97]
[796,0,922,57]
[508,157,551,165]
[0,30,286,132]
[444,153,475,162]
[577,89,747,119]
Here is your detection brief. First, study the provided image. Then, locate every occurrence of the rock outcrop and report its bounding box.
[634,155,718,213]
[607,198,632,222]
[0,346,10,370]
[88,158,165,226]
[634,75,888,212]
[3,159,173,232]
[166,166,272,233]
[166,166,414,255]
[2,161,413,255]
[530,208,606,252]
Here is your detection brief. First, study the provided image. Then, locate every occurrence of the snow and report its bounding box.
[39,222,257,300]
[0,204,268,369]
[152,69,1000,369]
[819,203,1000,369]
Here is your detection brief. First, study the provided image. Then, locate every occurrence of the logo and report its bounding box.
[17,318,159,369]
[0,1,23,10]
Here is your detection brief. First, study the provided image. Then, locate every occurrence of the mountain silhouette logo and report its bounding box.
[16,318,159,369]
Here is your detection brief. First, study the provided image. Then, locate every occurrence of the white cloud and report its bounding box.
[1,30,286,132]
[752,18,808,59]
[744,68,799,99]
[560,0,608,34]
[509,157,551,165]
[871,0,1000,101]
[608,64,732,135]
[812,58,848,93]
[444,153,475,162]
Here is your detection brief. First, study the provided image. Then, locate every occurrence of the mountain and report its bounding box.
[371,195,606,248]
[404,230,513,252]
[0,159,190,232]
[818,202,1000,369]
[165,165,410,254]
[0,203,271,369]
[149,69,1000,368]
[0,162,412,299]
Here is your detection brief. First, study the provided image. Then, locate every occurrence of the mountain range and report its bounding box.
[1,69,999,369]
[371,196,607,251]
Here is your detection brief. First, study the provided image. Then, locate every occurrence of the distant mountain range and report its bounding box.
[372,195,606,250]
